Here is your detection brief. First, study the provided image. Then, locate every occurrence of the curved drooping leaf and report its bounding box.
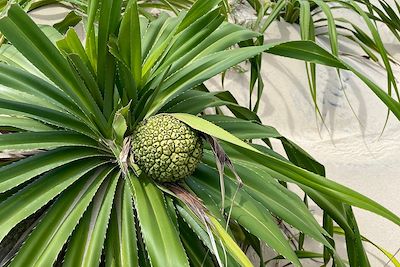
[265,40,346,68]
[333,226,400,267]
[205,117,358,251]
[348,0,399,99]
[53,10,82,34]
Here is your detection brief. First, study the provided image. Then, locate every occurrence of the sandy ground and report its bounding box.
[27,3,400,266]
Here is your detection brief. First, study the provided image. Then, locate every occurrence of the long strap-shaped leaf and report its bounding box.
[0,99,98,138]
[0,146,110,193]
[200,151,331,248]
[0,64,87,120]
[151,8,224,78]
[202,115,281,139]
[265,40,346,68]
[57,28,97,79]
[208,216,253,267]
[0,84,64,112]
[161,91,237,115]
[84,0,99,68]
[105,179,138,267]
[128,173,189,267]
[65,53,104,110]
[297,0,320,122]
[0,5,108,135]
[154,22,261,79]
[177,0,221,32]
[0,115,53,132]
[333,226,400,267]
[147,44,276,116]
[97,0,122,117]
[118,0,142,94]
[173,113,400,227]
[141,14,184,79]
[259,0,286,33]
[63,171,120,267]
[200,116,368,251]
[9,168,118,267]
[349,1,399,100]
[281,135,365,265]
[189,165,302,267]
[0,44,45,79]
[141,13,169,63]
[0,131,100,151]
[0,159,110,241]
[229,154,354,235]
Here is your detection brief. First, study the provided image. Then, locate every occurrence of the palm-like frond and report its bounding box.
[0,0,399,266]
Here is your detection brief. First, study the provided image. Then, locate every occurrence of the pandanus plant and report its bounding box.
[0,0,399,266]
